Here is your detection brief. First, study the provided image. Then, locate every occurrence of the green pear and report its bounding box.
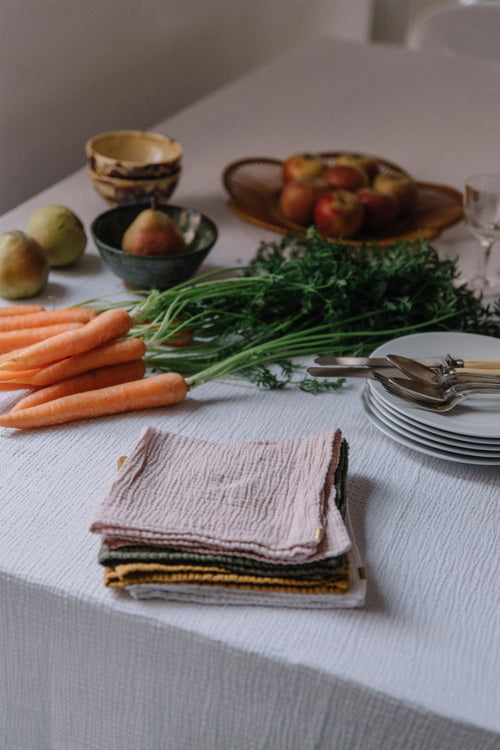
[0,230,49,299]
[121,207,186,257]
[26,205,87,267]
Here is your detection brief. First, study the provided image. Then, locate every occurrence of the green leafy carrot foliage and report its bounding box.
[88,230,500,391]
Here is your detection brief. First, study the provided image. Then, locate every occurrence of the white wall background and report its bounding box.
[0,0,375,214]
[0,0,476,214]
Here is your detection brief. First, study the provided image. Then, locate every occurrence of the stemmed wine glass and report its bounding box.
[463,174,500,297]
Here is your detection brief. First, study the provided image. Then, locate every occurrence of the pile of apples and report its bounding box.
[278,152,418,239]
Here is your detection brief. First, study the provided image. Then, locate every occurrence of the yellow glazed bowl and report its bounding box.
[85,130,182,179]
[87,164,181,207]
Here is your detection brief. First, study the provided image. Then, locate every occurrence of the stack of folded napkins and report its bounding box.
[90,427,366,608]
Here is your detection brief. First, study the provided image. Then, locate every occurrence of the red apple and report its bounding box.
[314,190,364,239]
[356,188,400,234]
[278,178,328,225]
[323,164,368,192]
[336,153,379,180]
[282,153,325,183]
[373,171,418,216]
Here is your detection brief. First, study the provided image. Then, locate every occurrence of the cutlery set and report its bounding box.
[308,354,500,412]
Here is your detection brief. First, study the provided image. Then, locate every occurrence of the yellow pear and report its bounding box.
[121,205,186,257]
[0,230,49,299]
[26,205,87,267]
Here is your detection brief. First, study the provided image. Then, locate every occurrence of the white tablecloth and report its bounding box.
[1,37,499,750]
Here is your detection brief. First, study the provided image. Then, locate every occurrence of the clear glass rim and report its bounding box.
[465,173,500,189]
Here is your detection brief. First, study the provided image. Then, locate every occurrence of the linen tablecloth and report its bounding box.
[1,36,499,750]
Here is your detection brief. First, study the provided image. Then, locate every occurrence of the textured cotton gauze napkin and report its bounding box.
[126,556,365,610]
[102,560,351,592]
[90,427,351,563]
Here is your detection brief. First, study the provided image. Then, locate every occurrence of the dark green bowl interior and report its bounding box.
[91,203,218,290]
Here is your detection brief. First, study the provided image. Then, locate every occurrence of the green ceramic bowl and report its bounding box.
[91,203,218,290]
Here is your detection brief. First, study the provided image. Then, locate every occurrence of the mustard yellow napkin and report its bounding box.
[103,557,351,594]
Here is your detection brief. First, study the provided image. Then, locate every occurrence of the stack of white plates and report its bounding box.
[362,331,500,465]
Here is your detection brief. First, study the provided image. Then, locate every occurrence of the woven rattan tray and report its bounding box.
[223,153,463,245]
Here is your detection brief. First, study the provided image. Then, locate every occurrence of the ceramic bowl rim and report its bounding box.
[85,129,183,168]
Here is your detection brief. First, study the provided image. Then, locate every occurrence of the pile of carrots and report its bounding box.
[0,304,187,430]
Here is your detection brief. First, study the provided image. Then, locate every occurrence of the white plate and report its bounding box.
[362,390,500,465]
[368,381,500,447]
[368,332,500,438]
[364,387,500,458]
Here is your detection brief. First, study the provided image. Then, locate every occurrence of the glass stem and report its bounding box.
[476,239,494,284]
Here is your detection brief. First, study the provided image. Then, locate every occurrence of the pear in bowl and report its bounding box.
[122,203,186,257]
[91,203,218,291]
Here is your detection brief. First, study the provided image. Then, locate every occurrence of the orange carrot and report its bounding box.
[0,353,58,378]
[0,345,51,366]
[0,308,132,370]
[0,382,34,391]
[0,322,84,354]
[0,304,45,317]
[0,307,96,331]
[0,346,25,363]
[0,372,187,429]
[167,319,193,347]
[11,359,146,411]
[146,320,193,348]
[13,337,147,386]
[167,335,193,348]
[0,368,42,382]
[168,329,193,348]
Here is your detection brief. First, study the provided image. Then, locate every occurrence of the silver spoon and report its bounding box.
[387,354,442,384]
[387,354,500,386]
[373,371,500,411]
[373,375,473,412]
[388,375,500,402]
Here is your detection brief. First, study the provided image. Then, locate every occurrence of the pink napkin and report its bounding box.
[90,427,351,563]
